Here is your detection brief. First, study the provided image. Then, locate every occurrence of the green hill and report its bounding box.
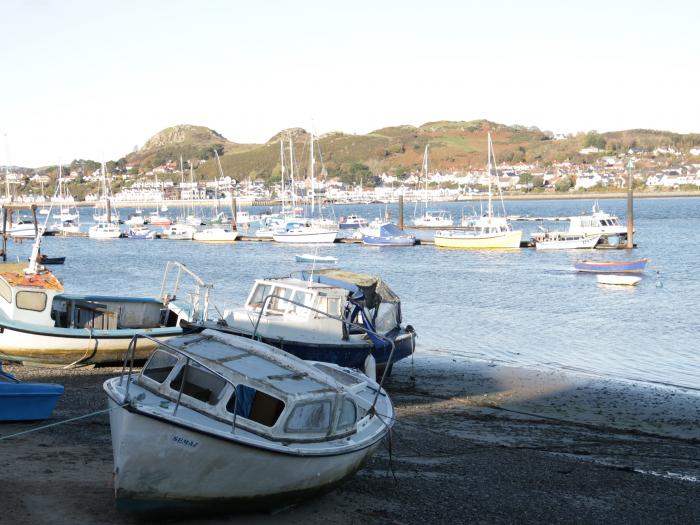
[119,121,700,186]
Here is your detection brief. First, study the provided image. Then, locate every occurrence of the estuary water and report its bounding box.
[16,197,699,391]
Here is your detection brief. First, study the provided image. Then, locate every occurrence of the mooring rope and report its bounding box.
[0,403,125,441]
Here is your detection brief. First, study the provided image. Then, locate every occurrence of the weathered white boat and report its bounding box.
[192,227,239,243]
[596,274,642,286]
[104,328,393,514]
[534,232,601,250]
[88,222,121,239]
[272,221,338,244]
[217,269,416,375]
[161,223,196,240]
[0,261,211,365]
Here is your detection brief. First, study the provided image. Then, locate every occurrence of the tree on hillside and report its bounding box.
[583,132,606,150]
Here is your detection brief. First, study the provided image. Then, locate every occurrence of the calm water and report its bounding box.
[16,197,700,390]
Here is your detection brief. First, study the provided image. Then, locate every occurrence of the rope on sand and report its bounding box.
[0,404,124,441]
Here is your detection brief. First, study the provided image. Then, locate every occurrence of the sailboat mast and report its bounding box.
[289,136,296,209]
[487,133,493,219]
[310,132,315,215]
[280,139,286,211]
[423,145,429,212]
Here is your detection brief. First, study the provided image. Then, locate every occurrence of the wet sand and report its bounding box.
[1,356,698,524]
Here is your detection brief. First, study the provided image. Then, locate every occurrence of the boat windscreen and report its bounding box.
[300,269,400,310]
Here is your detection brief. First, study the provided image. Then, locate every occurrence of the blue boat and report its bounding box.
[361,222,416,246]
[574,258,648,273]
[0,363,64,421]
[214,269,416,376]
[575,259,648,273]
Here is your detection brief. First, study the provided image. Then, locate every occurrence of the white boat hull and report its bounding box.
[193,229,239,243]
[107,397,380,511]
[596,274,642,286]
[434,229,523,249]
[273,229,338,244]
[535,234,601,250]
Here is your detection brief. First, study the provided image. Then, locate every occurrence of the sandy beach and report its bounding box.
[1,355,698,524]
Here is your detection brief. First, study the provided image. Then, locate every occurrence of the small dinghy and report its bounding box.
[294,253,338,263]
[27,255,66,265]
[0,362,64,421]
[104,329,393,515]
[575,258,648,273]
[596,274,642,286]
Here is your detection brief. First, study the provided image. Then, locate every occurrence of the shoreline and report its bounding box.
[2,355,697,524]
[3,190,700,210]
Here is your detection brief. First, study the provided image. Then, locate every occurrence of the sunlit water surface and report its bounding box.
[18,197,699,390]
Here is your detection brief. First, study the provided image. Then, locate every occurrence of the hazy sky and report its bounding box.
[1,0,698,167]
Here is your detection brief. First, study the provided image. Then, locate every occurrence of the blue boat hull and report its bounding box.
[214,328,415,371]
[0,382,64,421]
[362,236,415,246]
[575,259,648,273]
[339,223,361,229]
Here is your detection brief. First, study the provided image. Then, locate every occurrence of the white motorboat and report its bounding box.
[148,212,172,226]
[534,232,601,250]
[125,211,145,227]
[272,221,338,244]
[8,217,38,239]
[218,269,416,375]
[338,214,368,230]
[104,328,394,513]
[294,253,338,263]
[0,259,212,366]
[193,227,239,243]
[596,274,642,286]
[88,222,121,239]
[53,220,81,235]
[568,201,629,239]
[161,223,196,240]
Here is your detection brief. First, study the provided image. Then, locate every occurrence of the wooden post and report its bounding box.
[31,204,40,258]
[231,196,238,231]
[107,198,112,224]
[398,194,404,229]
[2,207,6,261]
[626,160,634,249]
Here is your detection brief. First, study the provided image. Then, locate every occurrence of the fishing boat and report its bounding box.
[338,214,368,229]
[574,258,648,273]
[568,201,628,240]
[161,223,196,240]
[88,222,121,239]
[192,227,239,243]
[596,274,642,286]
[534,232,601,250]
[127,227,156,240]
[0,362,64,421]
[104,329,394,514]
[294,253,338,263]
[214,269,416,377]
[434,133,522,249]
[360,221,416,246]
[0,258,212,366]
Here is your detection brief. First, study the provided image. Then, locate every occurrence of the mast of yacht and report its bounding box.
[288,136,296,209]
[423,145,429,215]
[486,133,493,221]
[310,132,315,215]
[280,138,286,212]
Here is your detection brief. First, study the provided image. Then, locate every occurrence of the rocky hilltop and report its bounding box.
[140,124,228,152]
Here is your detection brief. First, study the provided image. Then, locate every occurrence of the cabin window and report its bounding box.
[169,364,228,405]
[0,279,11,303]
[16,291,47,312]
[286,291,312,316]
[249,284,273,309]
[226,386,285,427]
[337,399,357,431]
[142,350,178,383]
[268,286,294,313]
[285,400,332,433]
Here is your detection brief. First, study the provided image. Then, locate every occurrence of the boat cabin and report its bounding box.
[0,265,193,331]
[133,331,373,442]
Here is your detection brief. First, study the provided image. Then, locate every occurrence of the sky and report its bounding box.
[1,0,698,167]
